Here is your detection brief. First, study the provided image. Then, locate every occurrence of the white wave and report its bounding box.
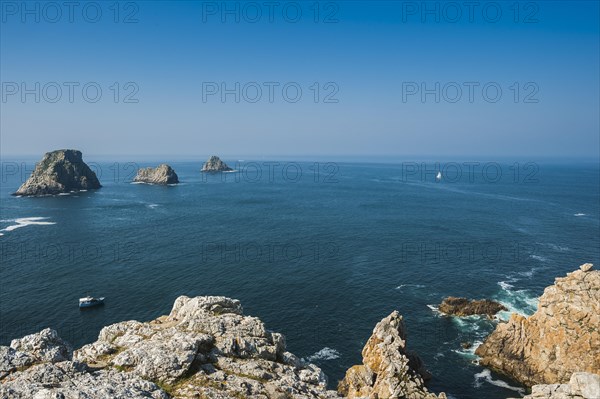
[147,204,159,209]
[496,282,538,320]
[303,347,341,362]
[574,213,586,217]
[530,254,547,262]
[1,217,56,233]
[452,340,483,359]
[518,268,535,278]
[396,284,425,290]
[474,369,525,394]
[427,304,441,316]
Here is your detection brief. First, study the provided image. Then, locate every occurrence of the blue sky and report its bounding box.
[1,1,599,158]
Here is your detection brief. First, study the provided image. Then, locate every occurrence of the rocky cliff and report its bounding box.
[134,164,179,185]
[201,156,233,172]
[13,149,101,196]
[338,311,445,399]
[1,296,342,399]
[475,263,600,387]
[0,297,447,399]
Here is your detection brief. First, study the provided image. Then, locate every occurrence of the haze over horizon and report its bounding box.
[1,1,599,159]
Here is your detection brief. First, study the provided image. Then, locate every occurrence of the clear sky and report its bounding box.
[1,1,599,159]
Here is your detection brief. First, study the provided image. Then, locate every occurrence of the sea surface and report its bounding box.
[1,158,599,399]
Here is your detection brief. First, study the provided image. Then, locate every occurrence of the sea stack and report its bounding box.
[201,155,232,172]
[338,311,446,399]
[133,164,179,185]
[13,149,101,196]
[475,263,600,386]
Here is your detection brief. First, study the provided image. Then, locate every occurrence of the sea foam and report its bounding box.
[473,369,525,394]
[303,347,341,362]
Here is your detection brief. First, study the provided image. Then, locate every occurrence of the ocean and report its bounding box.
[1,158,598,399]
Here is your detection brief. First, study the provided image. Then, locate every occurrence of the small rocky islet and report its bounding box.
[13,151,237,196]
[1,264,598,398]
[438,297,507,319]
[201,155,233,172]
[13,149,101,196]
[134,164,179,185]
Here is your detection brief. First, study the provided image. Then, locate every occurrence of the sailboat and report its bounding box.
[436,171,442,181]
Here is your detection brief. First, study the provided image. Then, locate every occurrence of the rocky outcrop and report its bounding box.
[510,372,600,399]
[338,311,446,399]
[13,149,101,196]
[201,156,233,172]
[475,263,600,387]
[134,164,179,185]
[1,296,342,399]
[438,297,507,319]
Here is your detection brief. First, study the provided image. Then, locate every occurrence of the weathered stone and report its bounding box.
[509,372,600,399]
[13,149,101,196]
[133,164,179,184]
[338,311,445,399]
[439,297,507,318]
[201,156,233,172]
[476,264,600,386]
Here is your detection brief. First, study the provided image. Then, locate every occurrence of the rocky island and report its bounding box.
[476,263,600,387]
[13,149,101,196]
[134,164,179,185]
[438,297,507,319]
[201,156,233,172]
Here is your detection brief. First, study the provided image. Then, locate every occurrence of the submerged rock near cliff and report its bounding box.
[201,156,233,172]
[338,311,446,399]
[438,297,507,319]
[475,263,600,387]
[1,296,342,399]
[134,164,179,185]
[13,149,101,196]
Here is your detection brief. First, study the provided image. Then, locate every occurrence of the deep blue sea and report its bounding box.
[1,158,599,399]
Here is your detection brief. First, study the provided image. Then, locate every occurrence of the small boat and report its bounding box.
[79,296,105,309]
[436,171,442,181]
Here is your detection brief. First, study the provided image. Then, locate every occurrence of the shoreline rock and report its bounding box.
[475,263,600,387]
[1,296,342,399]
[438,297,507,319]
[13,149,101,196]
[338,311,446,399]
[510,372,600,399]
[133,164,179,185]
[201,156,232,172]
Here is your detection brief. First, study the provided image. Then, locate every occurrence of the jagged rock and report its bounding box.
[10,328,73,364]
[509,372,600,399]
[133,164,179,184]
[13,295,340,399]
[0,361,169,399]
[13,149,101,196]
[338,311,446,399]
[438,297,507,318]
[476,264,600,386]
[201,156,232,172]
